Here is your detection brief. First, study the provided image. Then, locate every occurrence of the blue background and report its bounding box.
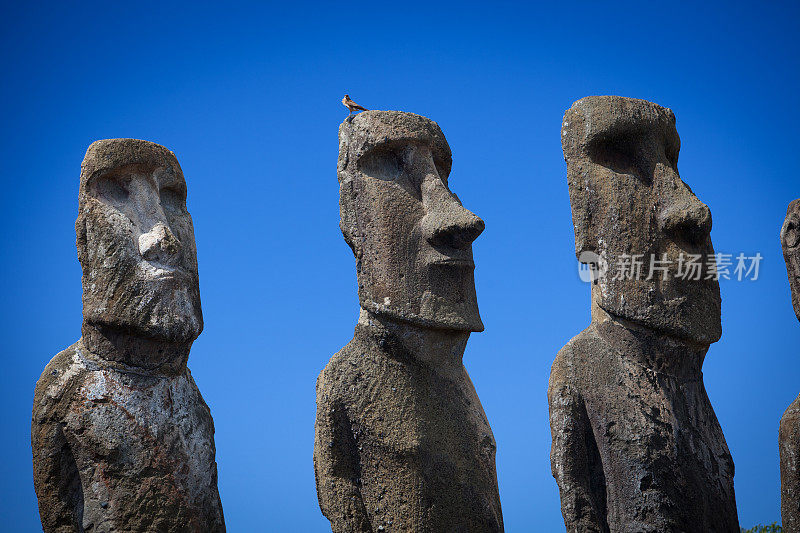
[2,1,798,530]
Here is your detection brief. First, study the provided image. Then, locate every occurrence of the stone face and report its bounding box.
[549,96,738,532]
[780,198,800,531]
[781,200,800,322]
[337,111,484,333]
[32,139,224,532]
[78,139,203,356]
[314,111,503,532]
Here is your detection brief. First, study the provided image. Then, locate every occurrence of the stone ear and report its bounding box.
[561,107,597,260]
[566,165,597,260]
[339,179,362,259]
[75,211,88,267]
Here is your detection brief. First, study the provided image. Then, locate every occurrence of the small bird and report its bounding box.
[342,94,367,120]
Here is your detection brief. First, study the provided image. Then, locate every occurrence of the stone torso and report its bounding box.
[32,342,225,533]
[548,324,737,533]
[781,394,800,531]
[314,325,503,533]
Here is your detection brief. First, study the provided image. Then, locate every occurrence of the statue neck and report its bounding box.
[81,321,191,375]
[590,302,708,378]
[356,309,469,379]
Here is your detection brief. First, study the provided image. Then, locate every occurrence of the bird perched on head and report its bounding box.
[342,94,367,120]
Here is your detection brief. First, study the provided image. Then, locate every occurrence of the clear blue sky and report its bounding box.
[2,1,798,530]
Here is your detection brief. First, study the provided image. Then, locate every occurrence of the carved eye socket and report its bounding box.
[358,149,403,182]
[588,134,649,182]
[784,218,800,248]
[93,177,129,205]
[664,142,680,169]
[433,159,450,188]
[160,186,186,211]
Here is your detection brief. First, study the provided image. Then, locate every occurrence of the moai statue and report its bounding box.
[548,96,739,532]
[314,111,503,532]
[780,199,800,531]
[31,139,225,532]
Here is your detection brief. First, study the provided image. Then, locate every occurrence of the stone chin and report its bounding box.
[596,277,722,345]
[360,293,483,332]
[83,275,203,344]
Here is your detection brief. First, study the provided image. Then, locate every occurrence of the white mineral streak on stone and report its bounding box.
[44,350,84,400]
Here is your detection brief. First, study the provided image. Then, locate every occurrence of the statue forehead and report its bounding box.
[561,95,679,158]
[787,199,800,217]
[79,138,184,196]
[339,110,452,177]
[782,199,800,247]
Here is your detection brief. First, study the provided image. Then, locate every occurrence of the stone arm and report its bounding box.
[314,392,371,532]
[548,358,609,533]
[32,360,83,533]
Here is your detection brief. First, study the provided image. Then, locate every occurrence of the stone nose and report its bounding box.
[658,194,712,245]
[421,180,485,250]
[138,222,182,264]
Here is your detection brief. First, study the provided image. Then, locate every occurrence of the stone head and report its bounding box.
[781,199,800,322]
[562,96,721,344]
[338,111,484,332]
[77,139,202,346]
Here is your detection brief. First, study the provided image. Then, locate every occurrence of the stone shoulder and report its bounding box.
[781,393,800,426]
[316,335,409,410]
[316,339,362,406]
[32,341,89,423]
[549,325,601,390]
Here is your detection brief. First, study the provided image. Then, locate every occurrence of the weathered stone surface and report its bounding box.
[314,111,503,532]
[548,96,738,532]
[32,139,224,532]
[780,198,800,532]
[781,200,800,323]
